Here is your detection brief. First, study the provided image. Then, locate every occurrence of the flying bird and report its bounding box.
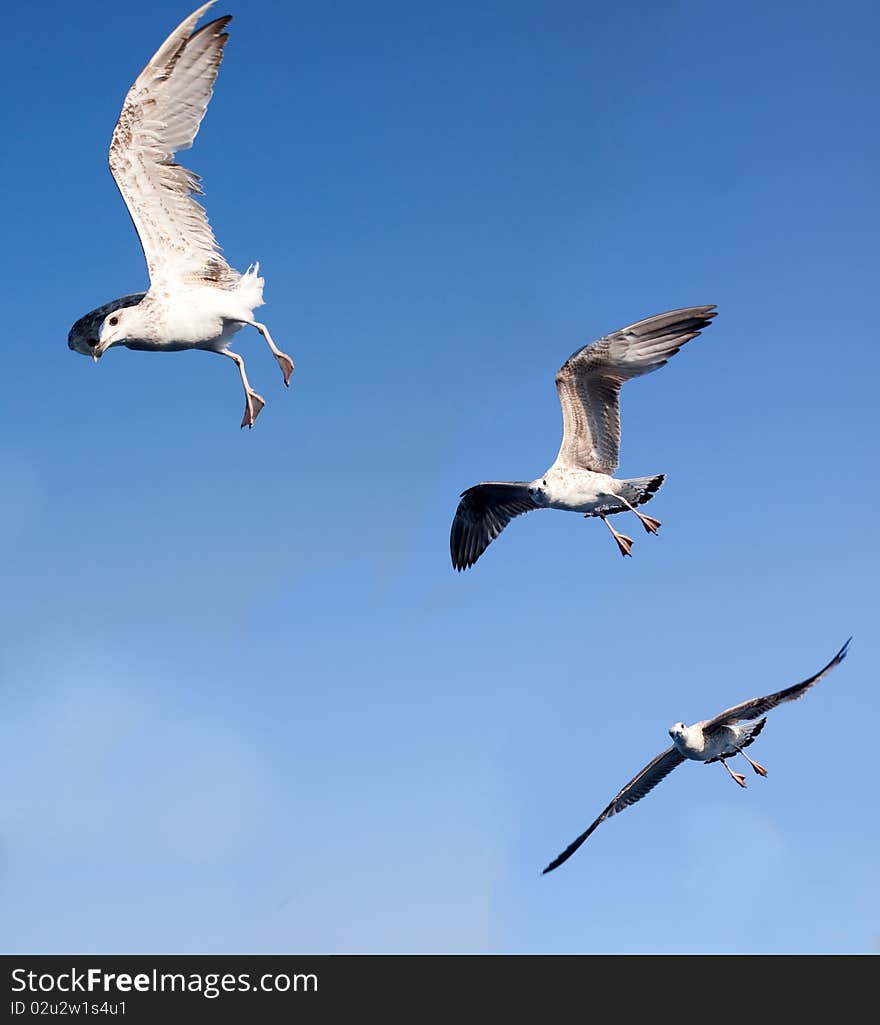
[67,2,294,428]
[450,306,716,570]
[542,638,851,874]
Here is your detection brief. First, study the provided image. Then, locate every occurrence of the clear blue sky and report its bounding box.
[1,0,877,953]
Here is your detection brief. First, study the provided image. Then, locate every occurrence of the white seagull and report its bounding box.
[450,306,716,570]
[68,2,293,429]
[542,639,851,874]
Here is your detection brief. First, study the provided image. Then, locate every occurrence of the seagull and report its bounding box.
[542,638,851,874]
[450,306,716,570]
[67,2,294,429]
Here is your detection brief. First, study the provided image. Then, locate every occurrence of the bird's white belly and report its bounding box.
[542,468,620,513]
[673,733,708,761]
[674,727,738,763]
[130,288,250,351]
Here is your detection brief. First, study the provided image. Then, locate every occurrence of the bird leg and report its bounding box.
[612,492,661,535]
[738,747,768,777]
[599,515,634,557]
[223,350,266,429]
[243,319,294,386]
[720,758,747,788]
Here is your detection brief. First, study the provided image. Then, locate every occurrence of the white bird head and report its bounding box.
[668,722,687,739]
[528,477,550,506]
[95,307,135,360]
[68,293,146,359]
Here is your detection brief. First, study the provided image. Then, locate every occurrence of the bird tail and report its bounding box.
[235,262,265,311]
[617,474,665,508]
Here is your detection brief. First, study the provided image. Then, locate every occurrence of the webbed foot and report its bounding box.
[241,389,266,429]
[274,351,295,387]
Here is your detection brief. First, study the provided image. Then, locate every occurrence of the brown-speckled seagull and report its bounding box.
[450,306,716,570]
[67,3,293,429]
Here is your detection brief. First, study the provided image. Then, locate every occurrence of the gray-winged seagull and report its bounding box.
[542,639,851,874]
[67,2,293,429]
[450,306,716,570]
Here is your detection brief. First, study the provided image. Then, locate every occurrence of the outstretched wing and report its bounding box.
[552,306,717,474]
[108,2,237,289]
[542,747,685,874]
[704,638,851,734]
[450,482,540,571]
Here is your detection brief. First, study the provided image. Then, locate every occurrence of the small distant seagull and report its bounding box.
[542,639,851,874]
[67,2,294,428]
[450,306,716,570]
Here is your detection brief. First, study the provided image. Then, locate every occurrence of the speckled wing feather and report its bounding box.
[703,639,851,735]
[108,2,237,288]
[551,305,717,475]
[450,482,539,571]
[543,747,686,874]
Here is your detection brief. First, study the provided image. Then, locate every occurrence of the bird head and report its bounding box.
[668,722,687,740]
[68,293,146,359]
[94,308,134,359]
[528,477,550,506]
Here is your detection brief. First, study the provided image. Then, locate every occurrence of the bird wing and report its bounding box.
[450,482,540,571]
[108,2,237,289]
[703,638,851,734]
[551,306,717,474]
[542,746,685,874]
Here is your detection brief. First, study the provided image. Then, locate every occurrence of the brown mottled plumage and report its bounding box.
[69,3,294,429]
[450,306,716,570]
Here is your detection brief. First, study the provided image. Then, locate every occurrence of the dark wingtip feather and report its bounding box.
[197,14,233,35]
[542,853,565,875]
[451,552,470,572]
[688,303,717,322]
[449,517,474,571]
[541,833,589,875]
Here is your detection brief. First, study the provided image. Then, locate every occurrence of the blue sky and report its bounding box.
[1,0,877,953]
